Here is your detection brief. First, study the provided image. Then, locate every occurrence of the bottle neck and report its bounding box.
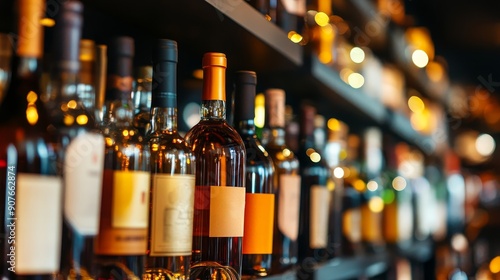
[47,69,80,101]
[268,126,286,146]
[236,119,256,135]
[201,99,226,121]
[150,107,177,133]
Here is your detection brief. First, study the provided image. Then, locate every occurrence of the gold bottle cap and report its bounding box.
[80,39,95,62]
[202,52,227,101]
[17,0,45,57]
[202,52,227,68]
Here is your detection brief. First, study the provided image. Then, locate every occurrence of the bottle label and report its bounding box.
[16,174,62,274]
[281,0,306,16]
[95,170,150,255]
[398,203,413,241]
[150,174,195,256]
[309,185,330,249]
[342,208,362,243]
[194,186,246,237]
[278,174,300,241]
[64,132,104,235]
[242,193,275,254]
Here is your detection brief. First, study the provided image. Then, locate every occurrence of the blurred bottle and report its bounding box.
[284,104,299,154]
[264,88,301,273]
[361,127,386,252]
[275,0,306,42]
[0,32,12,105]
[94,44,107,125]
[339,133,364,256]
[445,150,465,237]
[132,65,152,137]
[233,71,275,278]
[297,102,333,262]
[77,39,96,112]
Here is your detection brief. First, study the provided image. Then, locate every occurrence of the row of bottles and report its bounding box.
[0,0,467,279]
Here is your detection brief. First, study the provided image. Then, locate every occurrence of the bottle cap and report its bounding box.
[152,39,177,108]
[201,52,227,101]
[265,88,286,128]
[234,71,257,121]
[52,0,83,72]
[17,0,45,57]
[154,39,177,62]
[203,52,226,68]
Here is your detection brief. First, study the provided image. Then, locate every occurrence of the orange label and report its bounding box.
[242,193,275,254]
[95,170,150,255]
[209,186,246,237]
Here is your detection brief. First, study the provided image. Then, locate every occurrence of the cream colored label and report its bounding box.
[112,171,150,228]
[64,132,104,235]
[310,185,330,249]
[209,186,246,237]
[278,174,301,241]
[150,174,195,256]
[16,174,62,274]
[281,0,306,16]
[398,203,413,241]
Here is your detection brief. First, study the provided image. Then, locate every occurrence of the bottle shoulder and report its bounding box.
[185,120,245,150]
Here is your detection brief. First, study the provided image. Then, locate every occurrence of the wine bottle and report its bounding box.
[232,71,275,277]
[360,127,385,253]
[42,2,105,279]
[0,32,12,104]
[263,88,300,273]
[338,133,363,256]
[94,36,150,279]
[94,44,107,125]
[77,39,96,112]
[132,65,152,137]
[144,39,196,280]
[297,102,333,262]
[184,52,246,279]
[0,0,63,278]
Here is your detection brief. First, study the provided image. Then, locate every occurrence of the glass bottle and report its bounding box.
[0,0,62,278]
[144,39,196,280]
[263,88,300,273]
[0,32,12,104]
[42,2,105,279]
[297,103,333,262]
[94,44,107,125]
[77,39,96,112]
[132,65,152,137]
[184,53,246,279]
[360,127,385,253]
[232,71,275,277]
[94,36,150,279]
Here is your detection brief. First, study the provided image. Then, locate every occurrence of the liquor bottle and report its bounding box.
[338,133,363,256]
[77,39,96,112]
[94,44,107,125]
[275,0,306,39]
[263,88,300,273]
[0,32,12,104]
[41,2,105,278]
[132,65,152,137]
[360,127,385,252]
[232,71,275,277]
[0,0,63,278]
[94,36,150,279]
[144,39,196,280]
[184,52,246,279]
[297,102,333,262]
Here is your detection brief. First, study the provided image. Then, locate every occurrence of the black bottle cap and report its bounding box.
[151,38,178,108]
[52,0,83,73]
[233,70,257,121]
[105,36,134,101]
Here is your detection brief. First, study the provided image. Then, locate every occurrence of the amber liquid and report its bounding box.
[185,116,246,279]
[264,128,300,273]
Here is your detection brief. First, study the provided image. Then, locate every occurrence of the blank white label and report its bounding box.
[64,132,104,235]
[16,174,62,274]
[278,174,301,241]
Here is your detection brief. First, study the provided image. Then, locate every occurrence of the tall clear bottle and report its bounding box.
[94,36,150,279]
[42,2,105,279]
[184,52,246,279]
[232,71,275,277]
[0,0,63,278]
[263,88,300,274]
[297,103,333,263]
[144,39,196,280]
[77,39,96,112]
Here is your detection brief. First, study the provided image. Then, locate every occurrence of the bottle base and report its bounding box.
[190,262,239,280]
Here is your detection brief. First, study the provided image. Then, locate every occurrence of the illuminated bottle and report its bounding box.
[297,103,333,262]
[94,36,150,279]
[144,39,196,280]
[0,0,63,278]
[132,65,152,137]
[263,88,300,273]
[185,53,246,279]
[232,71,275,277]
[42,2,105,279]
